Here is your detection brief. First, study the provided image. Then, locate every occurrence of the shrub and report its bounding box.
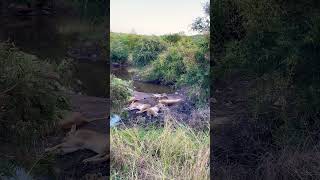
[132,37,165,67]
[162,33,182,44]
[141,37,210,104]
[0,43,70,144]
[110,74,133,113]
[110,40,129,64]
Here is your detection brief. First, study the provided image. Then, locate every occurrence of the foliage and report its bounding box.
[141,36,210,104]
[110,23,210,105]
[161,33,183,44]
[110,39,129,64]
[111,115,209,179]
[0,42,70,144]
[192,2,210,33]
[215,0,320,142]
[132,37,166,67]
[110,74,133,113]
[212,0,320,178]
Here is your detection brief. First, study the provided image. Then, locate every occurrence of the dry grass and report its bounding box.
[110,114,210,180]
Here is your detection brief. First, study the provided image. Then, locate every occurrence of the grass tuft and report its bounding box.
[111,115,210,180]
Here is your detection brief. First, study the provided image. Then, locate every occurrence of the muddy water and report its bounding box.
[0,15,106,97]
[112,66,174,94]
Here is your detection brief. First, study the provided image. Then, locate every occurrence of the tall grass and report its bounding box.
[110,114,210,180]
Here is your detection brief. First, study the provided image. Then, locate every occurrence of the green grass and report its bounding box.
[110,115,210,180]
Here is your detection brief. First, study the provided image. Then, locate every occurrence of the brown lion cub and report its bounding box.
[152,93,168,100]
[140,103,166,117]
[45,125,109,163]
[128,101,152,113]
[159,98,182,106]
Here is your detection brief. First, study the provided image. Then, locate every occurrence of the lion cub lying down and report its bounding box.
[45,125,109,163]
[127,100,152,113]
[138,103,166,117]
[127,93,182,117]
[59,112,107,129]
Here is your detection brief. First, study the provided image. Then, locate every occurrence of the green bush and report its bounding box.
[110,74,133,113]
[140,37,210,104]
[110,40,129,64]
[162,33,182,44]
[0,43,70,144]
[132,37,165,67]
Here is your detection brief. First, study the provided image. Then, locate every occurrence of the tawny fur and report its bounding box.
[128,96,138,104]
[142,103,165,117]
[128,101,152,113]
[152,93,168,100]
[159,98,182,106]
[45,125,109,163]
[59,112,107,129]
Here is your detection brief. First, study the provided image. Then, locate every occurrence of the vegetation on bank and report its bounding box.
[110,74,133,114]
[111,32,209,104]
[212,0,320,178]
[0,43,71,144]
[111,115,209,179]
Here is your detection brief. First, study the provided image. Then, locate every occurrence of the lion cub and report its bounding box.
[59,112,107,129]
[127,101,152,113]
[159,98,182,106]
[45,125,109,163]
[140,103,166,117]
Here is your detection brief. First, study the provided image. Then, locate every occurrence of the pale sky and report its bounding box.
[110,0,207,35]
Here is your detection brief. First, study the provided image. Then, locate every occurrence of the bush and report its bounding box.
[0,43,70,144]
[110,40,129,64]
[141,37,210,104]
[132,37,165,67]
[162,33,182,44]
[110,74,133,113]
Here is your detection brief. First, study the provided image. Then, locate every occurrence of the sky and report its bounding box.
[110,0,207,35]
